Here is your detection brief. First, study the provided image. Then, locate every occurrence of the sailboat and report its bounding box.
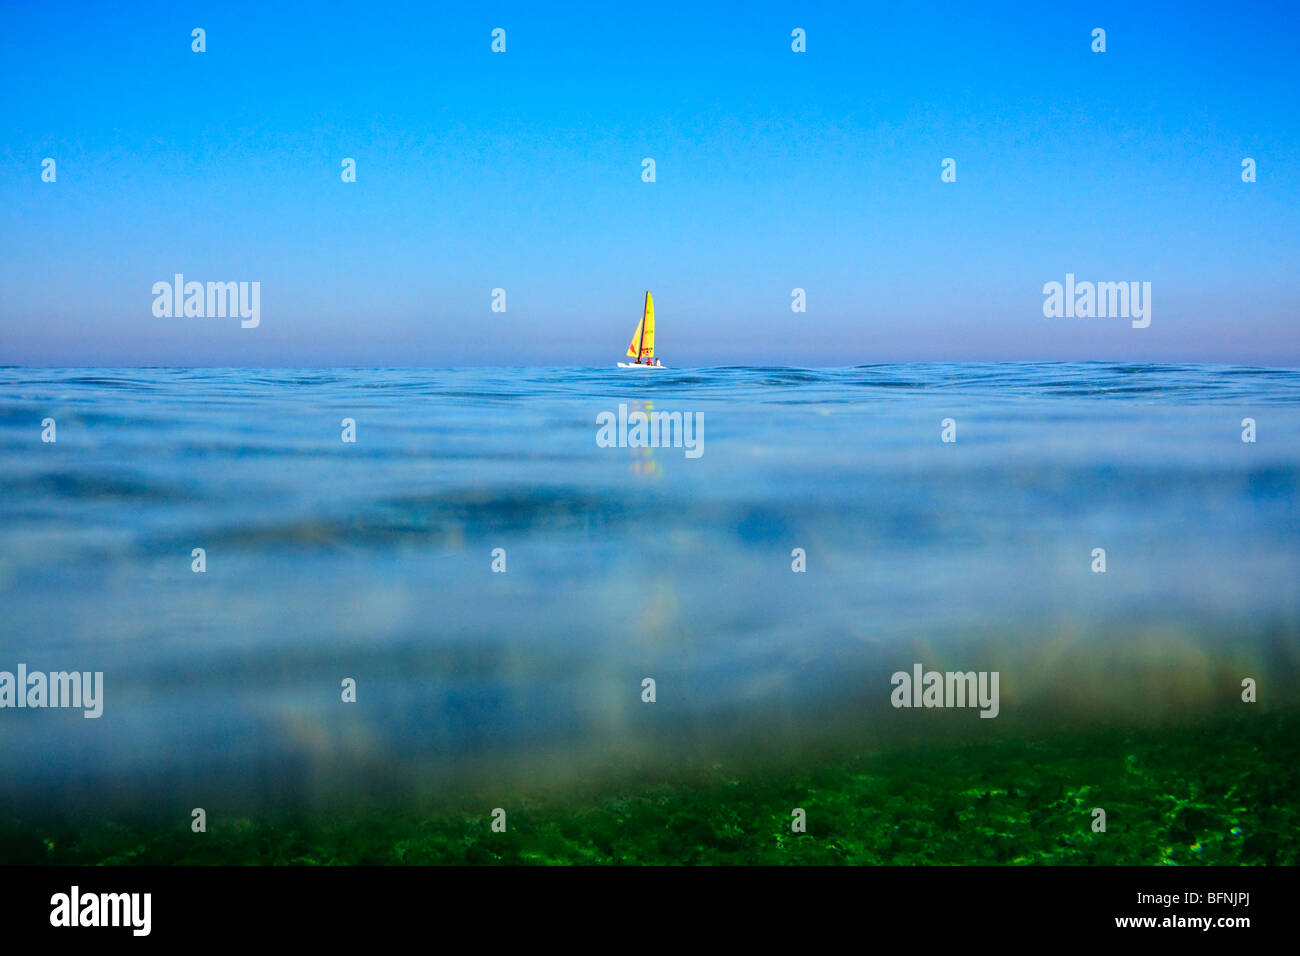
[617,291,667,369]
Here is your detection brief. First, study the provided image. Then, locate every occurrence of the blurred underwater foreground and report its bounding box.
[0,364,1297,864]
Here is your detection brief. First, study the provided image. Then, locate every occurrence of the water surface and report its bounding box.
[1,364,1297,811]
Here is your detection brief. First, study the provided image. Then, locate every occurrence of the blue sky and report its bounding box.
[1,0,1297,366]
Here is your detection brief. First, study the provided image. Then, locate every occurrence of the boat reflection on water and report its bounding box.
[630,401,662,478]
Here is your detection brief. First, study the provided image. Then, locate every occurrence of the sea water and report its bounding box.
[0,364,1297,812]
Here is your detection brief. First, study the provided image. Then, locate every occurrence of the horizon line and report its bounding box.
[4,360,1300,372]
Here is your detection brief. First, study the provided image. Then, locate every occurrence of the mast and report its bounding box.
[637,291,649,363]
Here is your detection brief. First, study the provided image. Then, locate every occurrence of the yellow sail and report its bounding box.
[625,291,655,359]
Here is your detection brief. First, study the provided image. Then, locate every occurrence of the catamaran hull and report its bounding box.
[617,362,668,369]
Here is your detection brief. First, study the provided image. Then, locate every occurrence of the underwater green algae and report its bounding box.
[6,710,1296,866]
